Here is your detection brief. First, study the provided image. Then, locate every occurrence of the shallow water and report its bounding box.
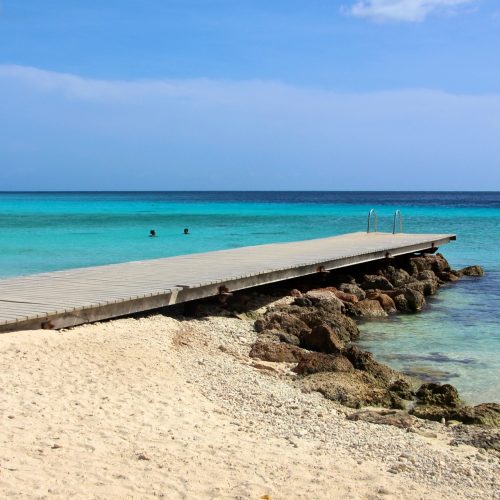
[0,191,498,403]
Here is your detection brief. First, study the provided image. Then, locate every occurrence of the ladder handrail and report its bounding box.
[393,209,403,234]
[367,209,378,233]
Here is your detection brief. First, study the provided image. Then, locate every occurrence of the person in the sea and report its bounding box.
[149,229,156,237]
[184,228,189,235]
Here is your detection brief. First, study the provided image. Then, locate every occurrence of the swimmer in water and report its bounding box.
[149,229,156,237]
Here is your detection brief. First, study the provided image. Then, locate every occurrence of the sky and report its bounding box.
[0,0,499,190]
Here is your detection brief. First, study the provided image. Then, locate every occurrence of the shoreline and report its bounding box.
[0,311,498,498]
[1,251,498,498]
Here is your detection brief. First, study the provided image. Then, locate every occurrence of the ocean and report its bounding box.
[0,191,498,404]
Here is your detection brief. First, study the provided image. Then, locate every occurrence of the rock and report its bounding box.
[403,288,426,312]
[255,311,310,338]
[258,329,282,343]
[298,371,392,408]
[331,289,359,304]
[366,292,397,314]
[349,299,388,318]
[293,352,354,375]
[439,271,460,282]
[449,425,500,451]
[249,341,305,363]
[411,405,450,422]
[385,266,411,288]
[288,288,303,297]
[430,253,452,274]
[338,283,366,300]
[458,265,485,277]
[450,403,500,427]
[393,294,408,312]
[347,409,416,429]
[293,297,313,307]
[303,289,344,312]
[406,279,438,296]
[389,379,415,400]
[278,332,301,346]
[418,270,437,281]
[294,306,360,342]
[299,323,345,353]
[360,275,394,291]
[343,345,397,385]
[416,383,461,407]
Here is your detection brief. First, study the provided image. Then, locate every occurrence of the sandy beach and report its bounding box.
[1,308,498,499]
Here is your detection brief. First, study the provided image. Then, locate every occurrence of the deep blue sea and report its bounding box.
[0,191,498,404]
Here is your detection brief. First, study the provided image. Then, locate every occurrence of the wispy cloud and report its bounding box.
[349,0,476,22]
[0,65,499,190]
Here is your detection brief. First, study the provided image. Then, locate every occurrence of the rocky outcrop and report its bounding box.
[293,352,354,375]
[249,341,305,363]
[416,383,461,407]
[347,409,417,429]
[244,251,492,424]
[299,324,345,353]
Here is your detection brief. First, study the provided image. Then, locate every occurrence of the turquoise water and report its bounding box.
[0,192,498,403]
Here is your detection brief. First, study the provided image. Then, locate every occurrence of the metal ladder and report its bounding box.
[366,209,403,234]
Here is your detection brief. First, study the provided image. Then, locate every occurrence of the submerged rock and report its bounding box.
[458,265,485,277]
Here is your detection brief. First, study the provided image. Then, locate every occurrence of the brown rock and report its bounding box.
[385,266,411,288]
[298,370,392,408]
[255,311,310,337]
[332,289,359,304]
[339,283,366,300]
[249,341,305,363]
[288,288,303,297]
[450,403,500,427]
[303,289,344,312]
[350,299,388,318]
[458,265,485,277]
[416,383,461,407]
[366,292,397,314]
[403,288,426,312]
[344,345,397,385]
[360,275,394,291]
[347,409,416,429]
[299,323,345,353]
[294,307,360,342]
[293,352,354,375]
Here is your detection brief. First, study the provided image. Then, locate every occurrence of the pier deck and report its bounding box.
[0,231,455,332]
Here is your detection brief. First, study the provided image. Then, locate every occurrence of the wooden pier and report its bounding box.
[0,231,455,333]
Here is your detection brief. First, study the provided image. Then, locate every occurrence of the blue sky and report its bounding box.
[1,0,499,190]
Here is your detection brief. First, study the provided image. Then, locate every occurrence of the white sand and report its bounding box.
[0,313,498,499]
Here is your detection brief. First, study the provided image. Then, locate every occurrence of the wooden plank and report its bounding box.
[0,232,455,332]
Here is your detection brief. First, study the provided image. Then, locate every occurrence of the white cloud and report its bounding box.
[349,0,475,22]
[0,65,499,190]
